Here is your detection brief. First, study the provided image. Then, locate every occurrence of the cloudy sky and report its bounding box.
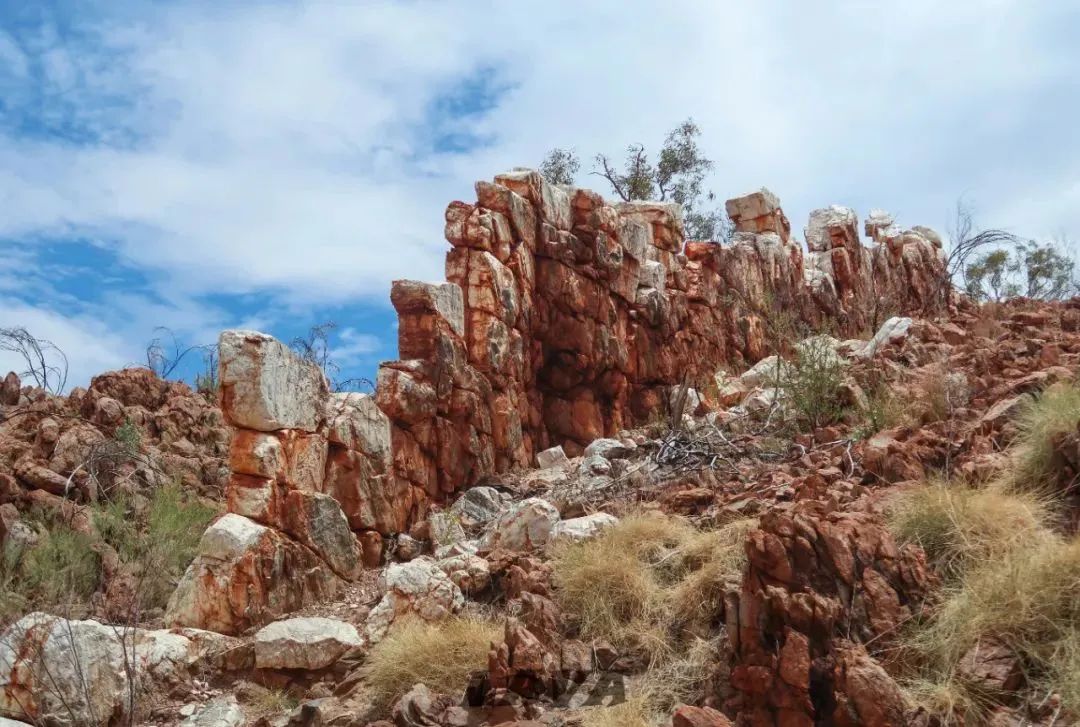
[1,1,1077,389]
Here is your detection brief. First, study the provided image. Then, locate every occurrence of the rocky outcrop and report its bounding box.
[364,557,465,643]
[253,617,362,670]
[165,513,341,633]
[0,367,228,500]
[376,171,945,505]
[168,333,406,633]
[221,174,944,538]
[208,170,947,630]
[728,503,935,726]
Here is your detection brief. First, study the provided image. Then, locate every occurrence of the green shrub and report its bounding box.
[782,336,847,429]
[0,524,102,623]
[856,381,910,438]
[92,482,218,610]
[1,483,216,624]
[140,483,217,608]
[114,417,141,455]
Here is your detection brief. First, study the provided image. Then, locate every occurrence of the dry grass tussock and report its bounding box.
[580,697,652,727]
[243,684,300,718]
[889,382,1080,723]
[887,479,1052,583]
[900,535,1080,722]
[360,616,500,714]
[551,513,752,658]
[1008,381,1080,492]
[552,512,752,724]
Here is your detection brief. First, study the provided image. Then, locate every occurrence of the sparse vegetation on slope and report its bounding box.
[0,521,101,622]
[0,483,217,624]
[782,336,849,429]
[901,535,1080,721]
[889,380,1080,721]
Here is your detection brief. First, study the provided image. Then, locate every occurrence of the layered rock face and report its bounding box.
[379,170,945,499]
[200,171,946,632]
[730,504,935,725]
[167,333,401,632]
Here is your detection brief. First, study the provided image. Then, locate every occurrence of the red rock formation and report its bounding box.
[377,171,946,502]
[728,502,935,725]
[0,367,228,501]
[215,170,948,599]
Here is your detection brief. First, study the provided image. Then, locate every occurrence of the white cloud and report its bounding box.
[0,0,1078,384]
[333,327,381,366]
[0,298,137,391]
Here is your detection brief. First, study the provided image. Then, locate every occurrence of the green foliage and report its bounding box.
[855,381,909,439]
[539,147,580,185]
[94,483,218,610]
[0,482,217,623]
[782,337,847,430]
[965,239,1077,302]
[1016,239,1077,300]
[114,417,141,455]
[546,118,731,241]
[0,523,102,623]
[964,249,1015,301]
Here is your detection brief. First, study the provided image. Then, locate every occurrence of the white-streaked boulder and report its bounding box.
[481,497,560,552]
[0,613,235,726]
[549,512,619,549]
[254,617,362,670]
[364,557,464,643]
[218,330,329,432]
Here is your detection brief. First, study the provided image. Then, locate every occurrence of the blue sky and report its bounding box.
[1,1,1078,389]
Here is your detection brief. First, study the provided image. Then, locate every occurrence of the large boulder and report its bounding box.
[583,438,633,460]
[324,392,392,463]
[549,512,619,548]
[0,613,234,726]
[365,557,464,643]
[858,316,913,359]
[449,486,508,530]
[165,514,341,634]
[254,617,362,670]
[218,330,329,432]
[436,551,491,593]
[482,498,560,552]
[281,491,362,580]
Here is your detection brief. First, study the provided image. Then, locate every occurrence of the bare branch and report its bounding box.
[0,327,68,394]
[144,327,206,380]
[592,154,630,202]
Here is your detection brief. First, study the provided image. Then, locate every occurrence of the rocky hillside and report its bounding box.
[0,368,229,624]
[1,170,1079,727]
